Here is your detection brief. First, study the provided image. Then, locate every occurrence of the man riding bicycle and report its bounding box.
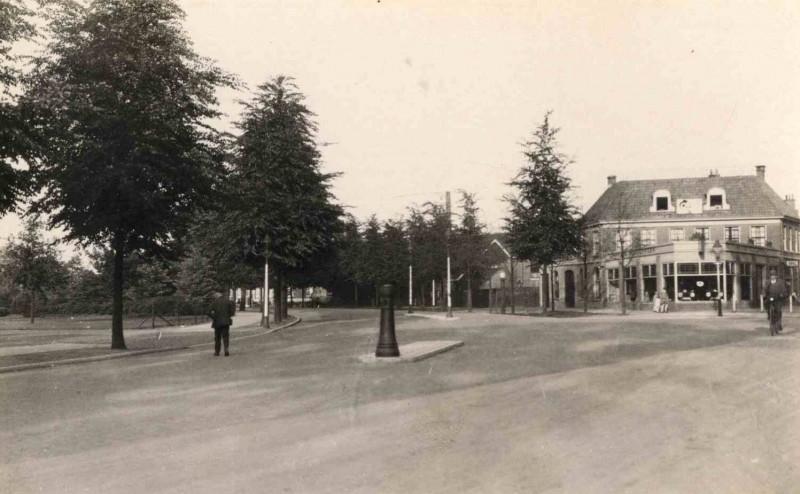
[765,269,787,334]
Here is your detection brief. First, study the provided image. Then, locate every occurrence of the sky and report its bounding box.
[2,0,800,250]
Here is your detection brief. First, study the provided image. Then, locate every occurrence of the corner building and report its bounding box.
[555,166,800,310]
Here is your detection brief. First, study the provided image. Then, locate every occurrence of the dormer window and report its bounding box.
[650,189,674,213]
[704,187,730,211]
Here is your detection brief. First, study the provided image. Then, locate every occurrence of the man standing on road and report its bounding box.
[765,269,787,333]
[209,291,236,356]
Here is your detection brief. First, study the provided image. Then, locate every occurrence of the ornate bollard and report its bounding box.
[375,284,400,357]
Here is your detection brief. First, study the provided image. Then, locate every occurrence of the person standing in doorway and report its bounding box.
[209,291,235,356]
[658,287,670,313]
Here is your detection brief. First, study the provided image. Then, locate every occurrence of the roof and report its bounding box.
[584,175,799,225]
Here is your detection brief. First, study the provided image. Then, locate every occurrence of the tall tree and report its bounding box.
[0,0,35,215]
[23,0,235,348]
[505,112,580,313]
[0,217,66,322]
[453,191,489,312]
[220,76,342,322]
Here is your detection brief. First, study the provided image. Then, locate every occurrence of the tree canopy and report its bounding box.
[23,0,236,348]
[505,112,581,269]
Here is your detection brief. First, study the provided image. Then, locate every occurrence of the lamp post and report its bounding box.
[500,271,507,314]
[712,240,723,316]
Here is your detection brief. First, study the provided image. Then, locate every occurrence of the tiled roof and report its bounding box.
[584,175,799,224]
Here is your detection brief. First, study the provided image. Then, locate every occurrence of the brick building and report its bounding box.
[554,166,799,310]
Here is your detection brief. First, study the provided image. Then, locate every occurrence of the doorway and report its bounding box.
[565,270,576,308]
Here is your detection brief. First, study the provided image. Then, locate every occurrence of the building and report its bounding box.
[554,166,800,310]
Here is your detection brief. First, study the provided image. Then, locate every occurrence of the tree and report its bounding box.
[600,191,642,315]
[505,112,581,313]
[452,191,489,312]
[210,76,342,322]
[0,0,35,215]
[174,245,216,323]
[337,214,365,305]
[0,217,66,322]
[23,0,235,348]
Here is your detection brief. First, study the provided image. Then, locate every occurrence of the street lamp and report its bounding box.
[500,271,507,314]
[711,239,723,316]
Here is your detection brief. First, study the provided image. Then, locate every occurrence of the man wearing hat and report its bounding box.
[209,291,236,356]
[765,268,787,333]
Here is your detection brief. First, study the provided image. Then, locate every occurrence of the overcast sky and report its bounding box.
[2,0,800,247]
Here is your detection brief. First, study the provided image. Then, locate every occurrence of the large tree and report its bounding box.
[23,0,235,348]
[0,0,35,215]
[220,76,342,323]
[505,112,581,312]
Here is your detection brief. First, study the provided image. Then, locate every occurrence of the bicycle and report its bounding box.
[767,298,782,336]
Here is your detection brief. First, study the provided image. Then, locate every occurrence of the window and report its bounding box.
[641,228,656,247]
[593,267,600,298]
[704,187,729,211]
[663,263,674,276]
[670,228,685,242]
[625,267,637,279]
[750,226,765,246]
[701,263,718,274]
[724,226,740,242]
[693,227,709,240]
[678,263,699,274]
[608,268,619,281]
[591,230,600,255]
[650,189,673,213]
[642,264,656,277]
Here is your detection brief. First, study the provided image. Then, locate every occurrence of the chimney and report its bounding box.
[786,194,797,215]
[756,165,765,180]
[607,175,617,187]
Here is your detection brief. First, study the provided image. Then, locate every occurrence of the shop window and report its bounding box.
[662,263,674,276]
[642,264,656,277]
[678,263,699,274]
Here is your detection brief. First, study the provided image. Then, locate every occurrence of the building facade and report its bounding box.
[554,166,800,310]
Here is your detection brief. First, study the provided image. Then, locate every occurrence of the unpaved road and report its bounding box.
[2,309,798,493]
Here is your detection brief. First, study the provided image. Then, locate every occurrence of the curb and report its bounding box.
[0,316,302,375]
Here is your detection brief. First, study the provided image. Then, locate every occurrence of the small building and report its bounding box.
[554,166,800,310]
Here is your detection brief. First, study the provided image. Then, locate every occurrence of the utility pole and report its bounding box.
[263,259,270,329]
[446,191,453,318]
[408,264,413,313]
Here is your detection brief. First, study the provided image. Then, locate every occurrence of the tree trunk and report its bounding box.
[239,286,246,311]
[539,264,550,314]
[354,284,358,307]
[620,253,627,315]
[151,298,155,329]
[301,287,306,308]
[282,285,288,319]
[466,271,473,313]
[30,290,35,324]
[273,275,282,324]
[111,232,127,349]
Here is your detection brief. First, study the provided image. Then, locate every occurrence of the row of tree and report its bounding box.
[1,0,343,348]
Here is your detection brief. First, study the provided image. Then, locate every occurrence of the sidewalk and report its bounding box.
[0,311,299,373]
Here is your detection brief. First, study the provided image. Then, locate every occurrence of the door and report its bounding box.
[565,270,576,308]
